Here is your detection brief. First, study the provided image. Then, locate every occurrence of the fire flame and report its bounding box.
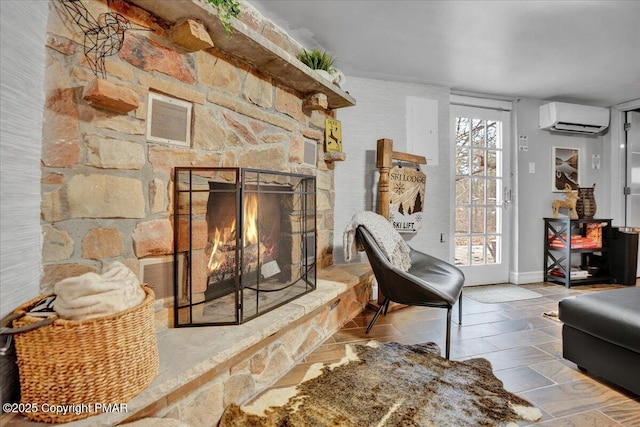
[207,218,236,272]
[243,194,259,245]
[207,194,262,275]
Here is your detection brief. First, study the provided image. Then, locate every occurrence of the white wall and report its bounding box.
[333,82,617,284]
[0,2,47,316]
[333,77,451,263]
[513,98,609,281]
[0,0,47,406]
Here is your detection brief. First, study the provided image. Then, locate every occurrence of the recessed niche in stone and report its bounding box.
[146,92,192,147]
[174,167,317,326]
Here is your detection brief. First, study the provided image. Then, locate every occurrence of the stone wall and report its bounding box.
[40,0,337,300]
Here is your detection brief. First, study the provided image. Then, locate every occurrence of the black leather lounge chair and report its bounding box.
[356,226,465,359]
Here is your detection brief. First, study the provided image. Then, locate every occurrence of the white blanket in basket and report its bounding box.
[54,262,145,320]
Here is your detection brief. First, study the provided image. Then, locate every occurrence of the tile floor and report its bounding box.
[273,282,640,426]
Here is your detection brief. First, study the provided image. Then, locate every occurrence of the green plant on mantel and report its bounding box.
[297,48,336,72]
[206,0,241,35]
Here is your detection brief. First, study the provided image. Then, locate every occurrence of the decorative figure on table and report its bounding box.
[552,183,579,219]
[58,0,153,78]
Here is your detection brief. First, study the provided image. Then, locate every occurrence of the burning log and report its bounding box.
[206,241,269,284]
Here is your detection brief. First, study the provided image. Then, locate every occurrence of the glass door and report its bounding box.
[625,110,640,277]
[452,105,511,285]
[626,111,640,228]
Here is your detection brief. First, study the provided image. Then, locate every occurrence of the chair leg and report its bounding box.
[445,307,452,360]
[458,293,463,325]
[366,298,389,334]
[383,298,391,316]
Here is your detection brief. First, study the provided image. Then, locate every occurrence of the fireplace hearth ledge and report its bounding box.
[2,264,372,427]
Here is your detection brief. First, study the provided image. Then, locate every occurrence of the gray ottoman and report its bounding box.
[559,287,640,395]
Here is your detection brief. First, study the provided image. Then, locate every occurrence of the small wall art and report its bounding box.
[552,147,580,191]
[388,164,426,233]
[56,0,153,79]
[324,117,342,152]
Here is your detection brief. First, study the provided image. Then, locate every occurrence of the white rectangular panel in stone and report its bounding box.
[303,139,317,166]
[147,92,192,147]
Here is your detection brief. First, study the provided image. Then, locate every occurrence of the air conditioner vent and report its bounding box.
[539,102,609,135]
[554,122,606,134]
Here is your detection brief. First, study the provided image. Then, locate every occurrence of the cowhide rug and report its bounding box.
[220,341,542,427]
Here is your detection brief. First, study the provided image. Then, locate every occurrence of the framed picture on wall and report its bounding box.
[324,117,343,152]
[552,147,580,191]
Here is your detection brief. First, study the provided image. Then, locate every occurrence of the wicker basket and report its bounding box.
[10,286,159,423]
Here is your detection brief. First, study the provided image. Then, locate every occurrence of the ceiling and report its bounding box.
[250,0,640,107]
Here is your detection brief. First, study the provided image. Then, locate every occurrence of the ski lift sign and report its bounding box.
[388,165,426,233]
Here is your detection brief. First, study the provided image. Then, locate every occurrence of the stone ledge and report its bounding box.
[324,151,347,163]
[169,19,214,52]
[127,0,356,109]
[2,264,372,427]
[82,79,139,113]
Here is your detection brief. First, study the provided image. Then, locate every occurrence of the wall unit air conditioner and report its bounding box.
[539,102,609,134]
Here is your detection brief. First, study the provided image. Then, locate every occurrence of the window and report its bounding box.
[454,114,503,266]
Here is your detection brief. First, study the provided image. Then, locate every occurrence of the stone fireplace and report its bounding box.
[39,0,355,329]
[0,1,373,421]
[174,167,316,326]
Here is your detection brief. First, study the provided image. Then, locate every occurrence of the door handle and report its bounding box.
[503,186,512,209]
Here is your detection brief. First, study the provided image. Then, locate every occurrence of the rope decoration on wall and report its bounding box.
[58,0,153,78]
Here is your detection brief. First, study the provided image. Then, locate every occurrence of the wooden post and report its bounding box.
[376,138,427,219]
[376,138,394,219]
[373,138,427,307]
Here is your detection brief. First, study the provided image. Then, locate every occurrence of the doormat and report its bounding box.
[463,284,543,304]
[219,341,542,426]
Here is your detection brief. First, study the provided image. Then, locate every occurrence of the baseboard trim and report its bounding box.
[510,270,544,284]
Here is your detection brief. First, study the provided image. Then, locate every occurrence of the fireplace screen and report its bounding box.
[174,167,316,326]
